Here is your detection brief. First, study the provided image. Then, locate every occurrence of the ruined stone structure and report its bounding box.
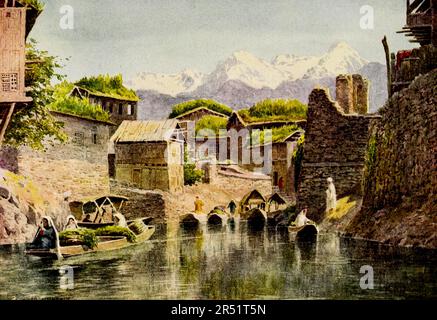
[111,120,185,193]
[346,69,437,248]
[335,74,369,114]
[17,111,115,198]
[296,82,380,220]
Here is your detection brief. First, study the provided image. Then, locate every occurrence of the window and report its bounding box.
[126,104,135,116]
[273,172,279,186]
[73,132,84,146]
[1,73,18,92]
[91,126,98,144]
[92,133,98,144]
[6,12,11,18]
[109,103,113,113]
[118,104,123,115]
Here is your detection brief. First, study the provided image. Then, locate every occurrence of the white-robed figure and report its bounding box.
[64,215,79,231]
[31,216,62,259]
[294,208,312,227]
[113,212,128,228]
[326,177,337,212]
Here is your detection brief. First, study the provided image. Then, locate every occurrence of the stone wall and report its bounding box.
[296,88,380,220]
[17,112,113,199]
[0,146,18,173]
[109,182,166,223]
[210,166,272,197]
[346,69,437,248]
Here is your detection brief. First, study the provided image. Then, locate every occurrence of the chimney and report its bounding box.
[352,74,369,114]
[336,74,369,114]
[336,74,353,114]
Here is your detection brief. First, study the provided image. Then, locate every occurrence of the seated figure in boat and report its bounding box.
[294,208,313,227]
[30,216,59,249]
[64,215,79,231]
[114,212,128,228]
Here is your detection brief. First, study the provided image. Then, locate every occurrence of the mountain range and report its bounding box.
[127,42,387,120]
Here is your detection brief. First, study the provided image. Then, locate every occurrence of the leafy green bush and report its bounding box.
[195,115,228,135]
[238,99,308,123]
[184,163,204,186]
[22,0,44,11]
[76,74,138,101]
[59,229,98,249]
[95,226,137,243]
[4,40,67,150]
[183,150,203,186]
[169,99,232,118]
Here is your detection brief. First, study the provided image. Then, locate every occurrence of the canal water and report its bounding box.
[0,221,435,300]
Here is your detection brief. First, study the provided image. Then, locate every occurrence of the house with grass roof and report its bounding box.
[69,74,139,127]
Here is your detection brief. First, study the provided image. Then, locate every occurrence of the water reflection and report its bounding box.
[0,223,435,300]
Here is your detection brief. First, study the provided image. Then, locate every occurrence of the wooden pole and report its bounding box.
[0,103,16,146]
[382,36,392,98]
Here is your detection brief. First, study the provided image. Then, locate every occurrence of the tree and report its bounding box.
[4,39,67,150]
[183,150,203,186]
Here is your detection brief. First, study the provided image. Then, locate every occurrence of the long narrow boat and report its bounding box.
[180,212,207,228]
[25,224,155,259]
[288,224,318,240]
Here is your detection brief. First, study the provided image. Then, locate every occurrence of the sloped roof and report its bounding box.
[175,107,229,119]
[267,193,287,205]
[111,120,183,143]
[240,189,266,206]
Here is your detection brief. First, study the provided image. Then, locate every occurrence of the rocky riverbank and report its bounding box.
[0,169,69,245]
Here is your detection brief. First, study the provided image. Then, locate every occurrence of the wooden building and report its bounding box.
[399,0,437,46]
[0,0,41,144]
[69,86,138,127]
[389,0,437,95]
[111,120,185,193]
[271,130,303,199]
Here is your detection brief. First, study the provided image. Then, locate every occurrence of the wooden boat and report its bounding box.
[180,212,206,228]
[25,223,155,259]
[77,217,153,230]
[288,223,318,240]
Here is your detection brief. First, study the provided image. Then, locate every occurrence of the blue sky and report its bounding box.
[30,0,416,82]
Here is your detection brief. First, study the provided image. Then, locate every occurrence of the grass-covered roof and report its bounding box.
[75,74,139,102]
[238,98,308,124]
[169,99,233,119]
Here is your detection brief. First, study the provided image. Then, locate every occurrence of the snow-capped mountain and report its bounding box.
[127,68,205,96]
[131,42,386,120]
